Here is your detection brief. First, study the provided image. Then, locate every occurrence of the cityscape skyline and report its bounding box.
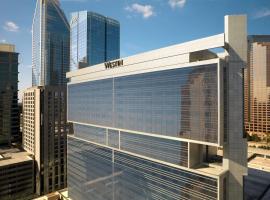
[0,0,270,101]
[0,1,270,199]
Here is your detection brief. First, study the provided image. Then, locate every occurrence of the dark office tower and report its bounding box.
[32,0,70,86]
[70,11,120,71]
[245,35,270,137]
[23,86,67,195]
[0,44,19,145]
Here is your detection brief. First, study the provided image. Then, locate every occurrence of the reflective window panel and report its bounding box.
[108,129,119,149]
[68,78,113,126]
[71,124,188,167]
[120,131,188,167]
[68,64,218,143]
[68,137,218,200]
[68,137,113,200]
[74,123,106,145]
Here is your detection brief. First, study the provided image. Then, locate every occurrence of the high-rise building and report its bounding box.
[70,11,120,71]
[23,86,67,195]
[0,43,19,145]
[29,0,69,196]
[244,35,270,137]
[32,0,70,86]
[66,15,247,200]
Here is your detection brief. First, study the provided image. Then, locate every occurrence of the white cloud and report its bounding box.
[168,0,186,9]
[3,21,19,32]
[0,39,7,43]
[254,8,270,19]
[125,3,155,19]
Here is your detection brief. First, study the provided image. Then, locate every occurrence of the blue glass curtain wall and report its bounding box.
[68,136,218,200]
[73,124,188,167]
[68,64,219,144]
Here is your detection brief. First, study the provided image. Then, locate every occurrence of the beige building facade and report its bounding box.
[245,35,270,137]
[0,147,34,200]
[23,86,67,196]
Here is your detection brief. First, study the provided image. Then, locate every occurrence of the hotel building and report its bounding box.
[66,15,247,200]
[70,11,120,71]
[23,86,67,195]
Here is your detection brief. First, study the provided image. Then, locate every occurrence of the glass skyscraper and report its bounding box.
[32,0,70,86]
[27,0,69,195]
[70,11,120,71]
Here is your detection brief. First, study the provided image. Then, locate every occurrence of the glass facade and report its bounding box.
[74,124,107,145]
[69,78,113,125]
[68,64,218,144]
[32,0,70,86]
[108,129,119,148]
[0,50,19,144]
[70,11,88,71]
[88,13,106,66]
[32,0,41,86]
[73,123,188,167]
[68,136,218,200]
[120,131,188,167]
[106,18,120,62]
[70,11,120,71]
[245,36,270,135]
[68,62,221,200]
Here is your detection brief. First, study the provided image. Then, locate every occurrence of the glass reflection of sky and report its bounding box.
[68,64,218,143]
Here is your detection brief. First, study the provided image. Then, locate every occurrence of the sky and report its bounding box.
[0,0,269,101]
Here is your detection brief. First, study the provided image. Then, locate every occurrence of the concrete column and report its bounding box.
[223,15,248,200]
